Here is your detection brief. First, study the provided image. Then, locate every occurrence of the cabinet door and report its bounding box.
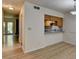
[51,17,63,28]
[45,20,52,26]
[45,15,52,27]
[57,18,63,28]
[45,15,51,21]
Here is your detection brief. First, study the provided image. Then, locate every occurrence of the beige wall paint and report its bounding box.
[19,5,25,51]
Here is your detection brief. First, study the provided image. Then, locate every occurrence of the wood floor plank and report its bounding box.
[2,42,76,59]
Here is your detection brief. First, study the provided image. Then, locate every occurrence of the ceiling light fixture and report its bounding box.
[70,0,76,15]
[70,11,76,15]
[9,7,14,10]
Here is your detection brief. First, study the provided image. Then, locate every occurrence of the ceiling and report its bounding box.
[2,0,75,15]
[27,0,75,14]
[2,0,24,15]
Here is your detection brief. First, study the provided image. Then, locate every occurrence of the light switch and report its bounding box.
[28,27,32,30]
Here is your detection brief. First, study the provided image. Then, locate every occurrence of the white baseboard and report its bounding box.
[23,41,64,53]
[64,41,76,46]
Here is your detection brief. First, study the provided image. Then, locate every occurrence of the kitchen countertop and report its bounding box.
[44,31,64,34]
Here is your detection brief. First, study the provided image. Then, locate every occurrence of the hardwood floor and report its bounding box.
[2,42,76,59]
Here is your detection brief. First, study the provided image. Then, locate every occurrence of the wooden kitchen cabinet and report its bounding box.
[44,15,63,29]
[57,18,63,28]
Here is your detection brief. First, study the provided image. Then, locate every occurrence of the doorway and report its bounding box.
[2,17,19,51]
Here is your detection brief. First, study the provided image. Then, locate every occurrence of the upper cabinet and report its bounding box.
[44,14,63,32]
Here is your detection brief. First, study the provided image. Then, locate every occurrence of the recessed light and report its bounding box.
[9,7,14,10]
[70,11,76,15]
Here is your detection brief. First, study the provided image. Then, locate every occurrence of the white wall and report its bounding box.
[45,33,63,46]
[64,14,76,45]
[24,2,45,52]
[20,1,64,53]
